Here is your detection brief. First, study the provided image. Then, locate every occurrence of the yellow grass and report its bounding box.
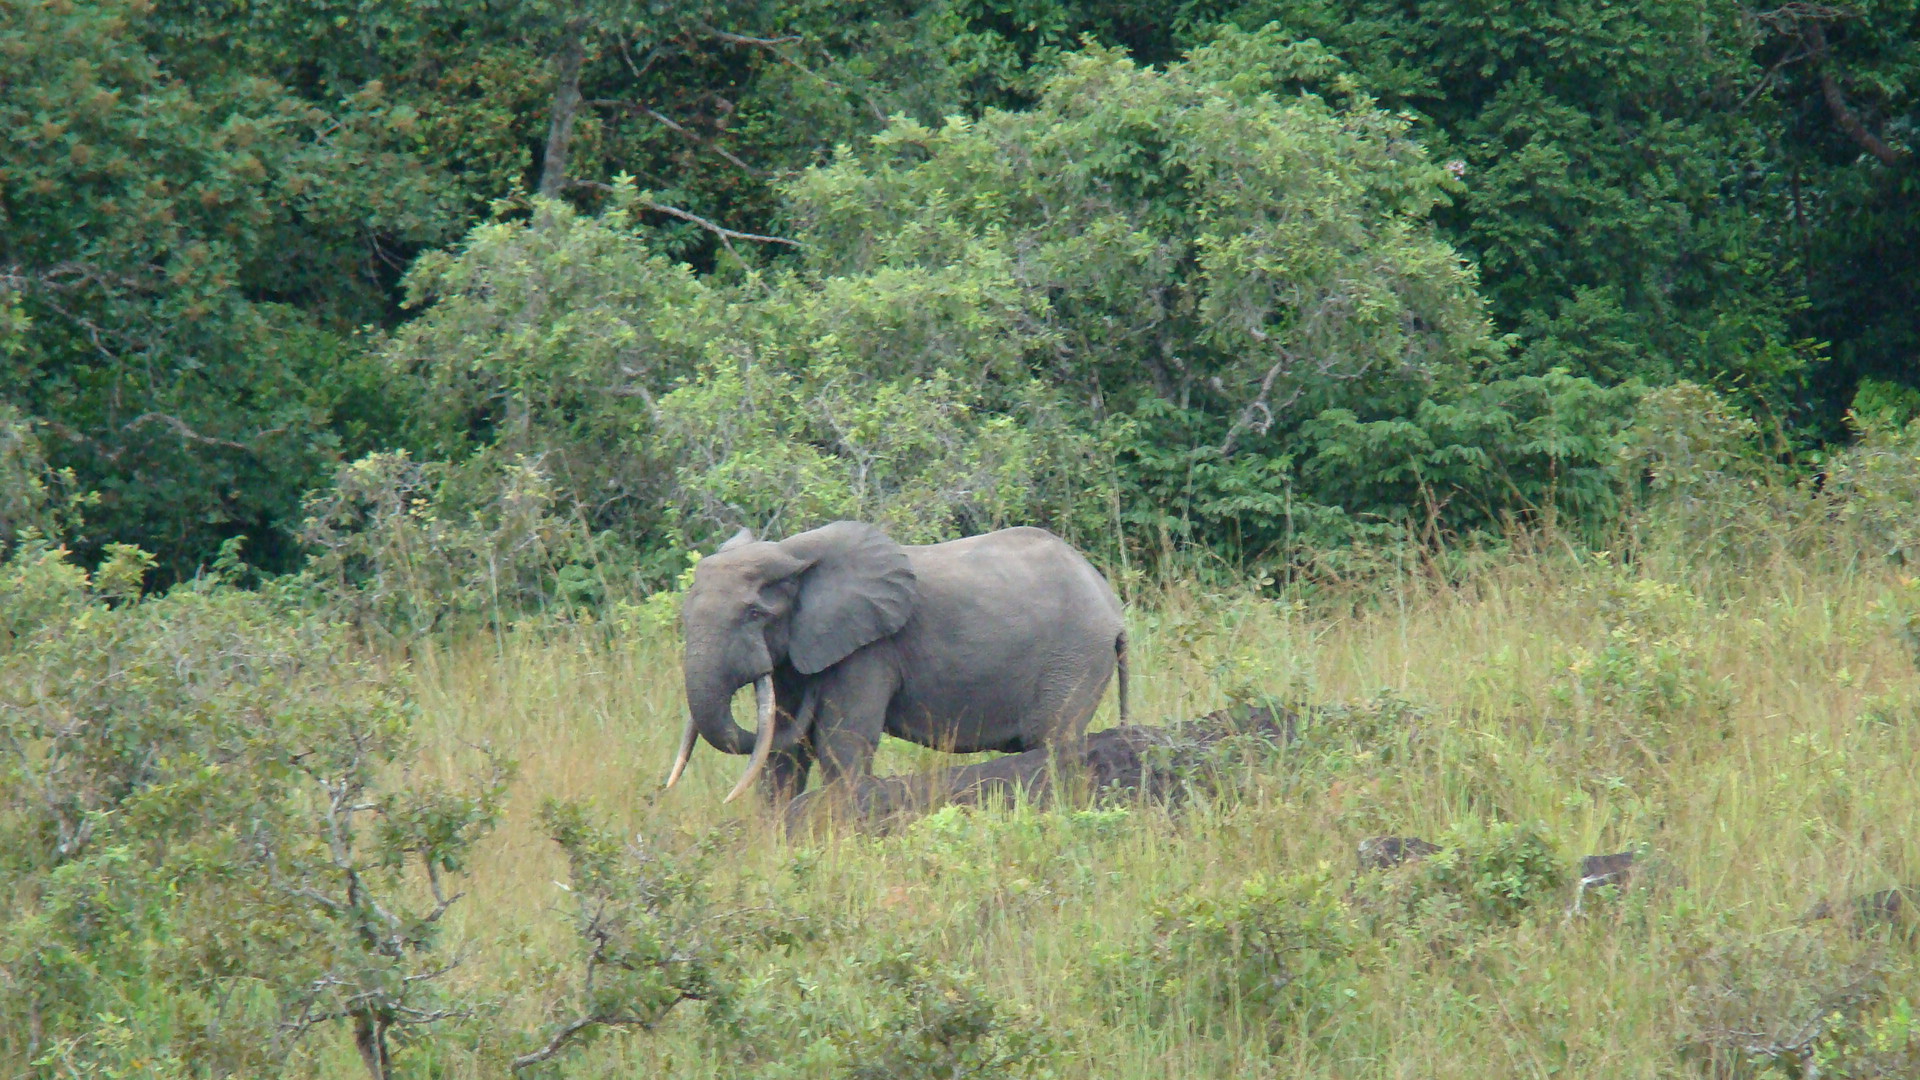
[377,543,1919,1078]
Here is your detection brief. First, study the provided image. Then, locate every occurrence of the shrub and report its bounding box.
[729,948,1061,1080]
[512,803,811,1074]
[0,540,507,1077]
[1682,923,1895,1077]
[1553,560,1732,757]
[0,404,88,552]
[1827,414,1920,568]
[1351,819,1567,933]
[1096,871,1360,1042]
[300,450,614,635]
[1618,381,1804,559]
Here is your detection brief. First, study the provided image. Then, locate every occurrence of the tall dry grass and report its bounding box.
[381,538,1918,1078]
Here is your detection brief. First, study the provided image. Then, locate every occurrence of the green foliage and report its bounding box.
[1867,577,1920,672]
[790,29,1489,414]
[1682,923,1898,1077]
[1553,562,1733,755]
[7,0,1917,579]
[515,803,799,1074]
[390,186,1112,558]
[1196,0,1818,402]
[0,541,507,1076]
[299,450,614,634]
[0,0,461,577]
[1618,381,1811,560]
[1828,414,1920,568]
[0,404,89,550]
[1095,870,1359,1040]
[1851,380,1920,432]
[728,948,1061,1079]
[1416,820,1566,927]
[388,32,1629,569]
[1350,820,1567,933]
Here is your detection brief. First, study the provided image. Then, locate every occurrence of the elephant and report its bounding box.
[665,521,1129,807]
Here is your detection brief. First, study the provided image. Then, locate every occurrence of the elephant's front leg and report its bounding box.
[804,653,899,818]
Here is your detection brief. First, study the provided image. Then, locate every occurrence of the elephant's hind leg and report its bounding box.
[1029,648,1116,751]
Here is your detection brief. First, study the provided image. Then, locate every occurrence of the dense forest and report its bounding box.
[7,2,1920,1078]
[4,0,1916,584]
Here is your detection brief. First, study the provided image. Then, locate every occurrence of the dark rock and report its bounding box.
[1356,836,1441,871]
[1853,886,1919,931]
[1579,851,1637,888]
[1564,850,1640,915]
[1803,885,1920,938]
[784,702,1299,835]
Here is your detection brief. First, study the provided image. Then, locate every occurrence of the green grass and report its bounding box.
[383,544,1920,1078]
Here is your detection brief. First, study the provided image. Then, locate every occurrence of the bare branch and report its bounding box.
[1218,349,1299,457]
[586,100,765,176]
[123,413,253,452]
[639,200,797,247]
[1806,19,1908,165]
[697,23,802,47]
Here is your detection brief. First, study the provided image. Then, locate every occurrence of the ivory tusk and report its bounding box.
[664,713,699,789]
[723,675,777,803]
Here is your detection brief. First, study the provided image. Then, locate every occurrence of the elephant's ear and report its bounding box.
[719,527,756,552]
[778,522,918,675]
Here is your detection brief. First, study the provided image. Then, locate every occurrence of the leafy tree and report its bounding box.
[1182,0,1816,406]
[0,0,461,577]
[1750,1,1919,434]
[785,30,1627,558]
[369,32,1639,574]
[381,191,1108,568]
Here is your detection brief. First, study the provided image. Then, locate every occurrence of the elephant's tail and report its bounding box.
[1114,630,1130,726]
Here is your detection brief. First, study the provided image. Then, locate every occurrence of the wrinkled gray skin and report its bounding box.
[668,522,1128,808]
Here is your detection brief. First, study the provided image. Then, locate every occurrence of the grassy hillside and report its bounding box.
[359,542,1920,1078]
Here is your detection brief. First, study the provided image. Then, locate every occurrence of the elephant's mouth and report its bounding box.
[665,675,816,802]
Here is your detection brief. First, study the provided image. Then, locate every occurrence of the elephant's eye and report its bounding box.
[744,603,772,621]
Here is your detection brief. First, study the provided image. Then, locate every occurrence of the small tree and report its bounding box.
[0,540,509,1078]
[513,801,800,1073]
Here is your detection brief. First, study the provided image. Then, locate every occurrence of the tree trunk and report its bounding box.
[538,24,587,198]
[353,1012,389,1080]
[1805,19,1907,167]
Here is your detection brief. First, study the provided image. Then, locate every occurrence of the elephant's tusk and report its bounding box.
[723,674,777,803]
[664,713,699,789]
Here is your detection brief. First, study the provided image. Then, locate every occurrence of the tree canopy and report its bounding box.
[2,0,1914,577]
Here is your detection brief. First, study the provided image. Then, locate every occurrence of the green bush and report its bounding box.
[374,32,1643,576]
[0,404,89,554]
[1096,871,1360,1041]
[1827,414,1920,568]
[1552,563,1733,756]
[299,450,616,635]
[0,540,507,1077]
[513,804,806,1075]
[1351,819,1567,933]
[725,947,1061,1080]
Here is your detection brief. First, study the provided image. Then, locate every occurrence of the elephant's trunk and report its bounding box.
[684,668,760,756]
[672,672,780,800]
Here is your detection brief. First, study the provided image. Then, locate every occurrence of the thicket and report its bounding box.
[3,0,1915,581]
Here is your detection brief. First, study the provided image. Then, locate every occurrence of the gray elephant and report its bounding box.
[665,521,1128,806]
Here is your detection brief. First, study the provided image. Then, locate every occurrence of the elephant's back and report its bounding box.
[888,528,1122,751]
[906,527,1122,629]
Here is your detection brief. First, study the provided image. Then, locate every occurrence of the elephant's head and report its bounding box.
[666,521,917,802]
